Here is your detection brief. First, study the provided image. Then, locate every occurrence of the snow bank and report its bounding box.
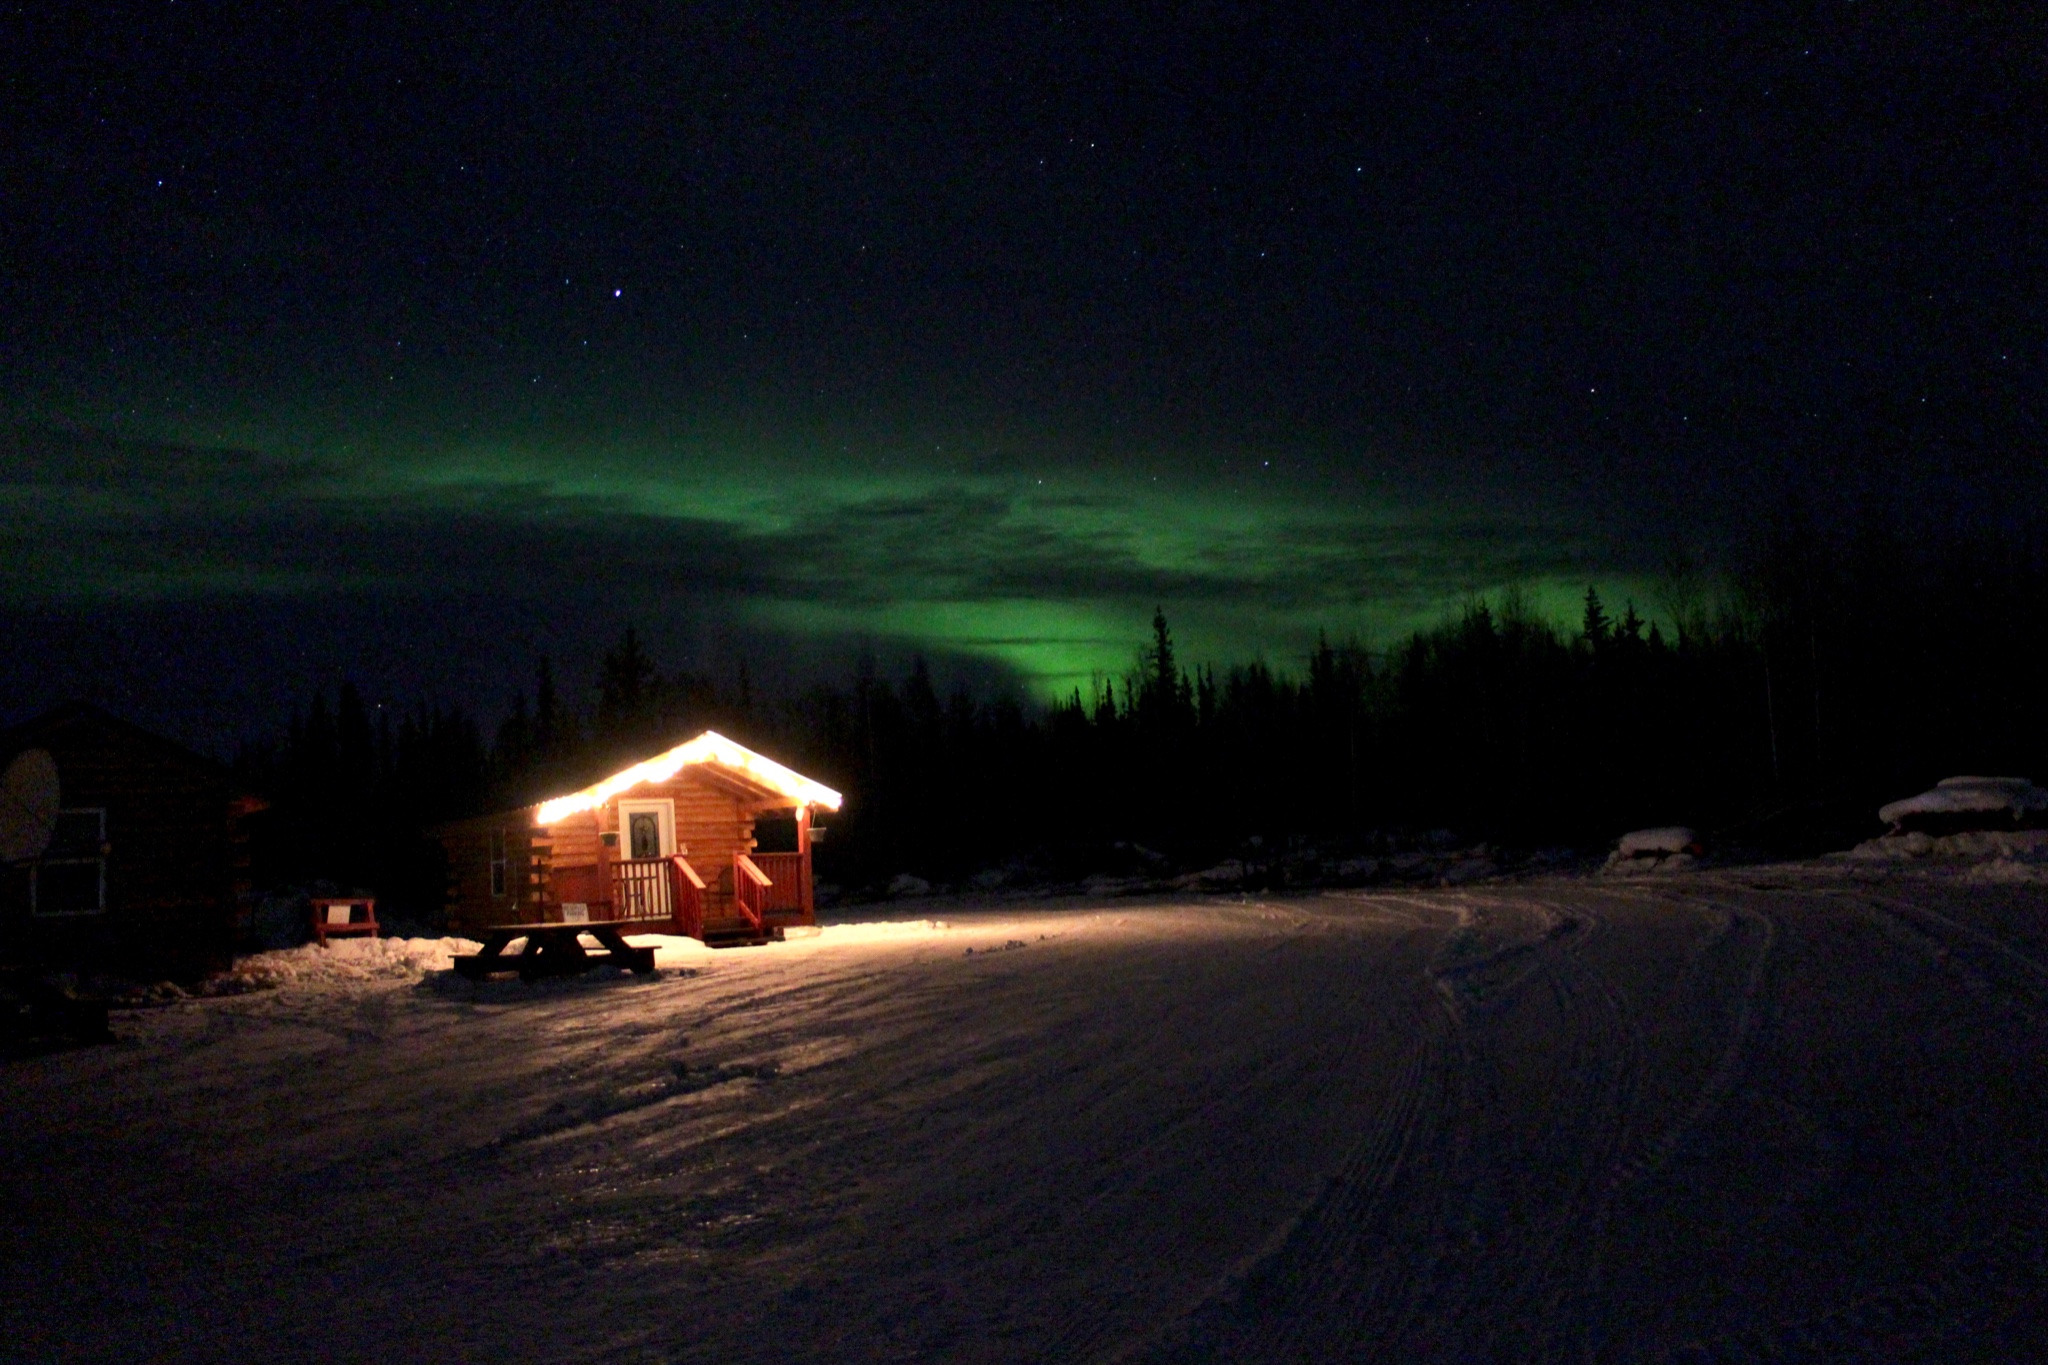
[1602,852,1698,878]
[812,919,951,944]
[1602,827,1701,877]
[1440,855,1498,885]
[1962,858,2048,884]
[1617,827,1701,858]
[615,921,949,968]
[1843,827,2048,869]
[1878,776,2048,831]
[202,936,482,993]
[202,922,960,994]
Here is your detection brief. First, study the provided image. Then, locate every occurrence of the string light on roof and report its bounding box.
[534,731,842,825]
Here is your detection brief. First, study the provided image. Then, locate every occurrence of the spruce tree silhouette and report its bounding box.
[1581,586,1610,648]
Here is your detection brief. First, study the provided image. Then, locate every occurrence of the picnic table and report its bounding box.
[451,918,668,982]
[310,897,378,946]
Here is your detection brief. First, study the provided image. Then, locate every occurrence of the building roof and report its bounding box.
[533,730,842,825]
[0,700,225,774]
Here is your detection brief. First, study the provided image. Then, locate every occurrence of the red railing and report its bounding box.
[610,855,708,938]
[670,855,706,939]
[750,852,808,918]
[733,854,770,933]
[611,857,670,920]
[614,852,801,940]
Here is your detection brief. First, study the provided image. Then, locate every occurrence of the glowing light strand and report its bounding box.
[533,730,842,825]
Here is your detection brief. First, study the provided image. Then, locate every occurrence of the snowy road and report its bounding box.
[5,871,2047,1362]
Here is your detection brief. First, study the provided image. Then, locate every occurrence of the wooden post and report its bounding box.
[796,805,814,921]
[593,804,614,918]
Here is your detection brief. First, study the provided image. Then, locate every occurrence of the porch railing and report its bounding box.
[611,856,670,921]
[670,855,706,939]
[611,851,799,940]
[750,852,808,918]
[733,854,770,933]
[610,855,707,938]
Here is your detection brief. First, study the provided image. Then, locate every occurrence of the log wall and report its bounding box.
[437,809,547,932]
[582,772,758,922]
[0,704,238,982]
[437,767,809,934]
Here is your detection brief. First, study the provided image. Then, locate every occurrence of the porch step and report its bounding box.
[701,922,786,949]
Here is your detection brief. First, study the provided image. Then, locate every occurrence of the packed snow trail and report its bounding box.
[3,874,2045,1363]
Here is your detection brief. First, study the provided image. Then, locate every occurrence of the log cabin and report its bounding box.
[435,732,840,947]
[0,702,257,983]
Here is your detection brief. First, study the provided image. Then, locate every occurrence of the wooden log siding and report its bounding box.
[589,774,759,926]
[438,814,548,931]
[547,811,602,868]
[435,745,827,935]
[0,703,241,981]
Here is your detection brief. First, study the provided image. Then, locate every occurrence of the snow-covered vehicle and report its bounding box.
[1876,775,2048,835]
[1846,776,2048,870]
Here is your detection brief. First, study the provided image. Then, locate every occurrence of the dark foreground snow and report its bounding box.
[5,868,2047,1363]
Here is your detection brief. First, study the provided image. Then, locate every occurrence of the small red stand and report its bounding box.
[310,897,379,946]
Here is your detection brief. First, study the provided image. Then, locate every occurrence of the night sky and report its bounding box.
[4,4,2043,749]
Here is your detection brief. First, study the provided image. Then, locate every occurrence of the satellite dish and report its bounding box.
[0,748,60,864]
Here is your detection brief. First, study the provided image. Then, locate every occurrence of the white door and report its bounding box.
[614,799,676,918]
[618,799,676,859]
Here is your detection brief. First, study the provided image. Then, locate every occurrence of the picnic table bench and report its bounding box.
[311,897,378,946]
[451,918,668,982]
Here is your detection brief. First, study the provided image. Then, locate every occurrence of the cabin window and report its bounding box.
[628,811,660,859]
[33,808,107,916]
[489,829,508,898]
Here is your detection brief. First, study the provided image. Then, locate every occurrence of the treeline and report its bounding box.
[239,517,2048,914]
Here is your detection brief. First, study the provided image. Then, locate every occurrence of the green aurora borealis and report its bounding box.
[4,411,1642,700]
[13,4,2031,743]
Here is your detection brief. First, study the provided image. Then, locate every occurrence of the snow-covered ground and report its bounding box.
[5,866,2047,1362]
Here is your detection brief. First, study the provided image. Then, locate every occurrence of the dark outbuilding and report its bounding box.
[0,703,257,984]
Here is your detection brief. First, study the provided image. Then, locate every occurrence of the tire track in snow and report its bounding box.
[1471,893,1647,1361]
[675,905,1378,1365]
[1522,886,1776,1363]
[1137,981,1454,1363]
[1835,885,2048,1023]
[965,899,1447,1364]
[1588,886,1778,1195]
[1384,891,1650,1361]
[1065,895,1451,1363]
[1144,883,1781,1363]
[1650,876,2048,1363]
[1130,892,1563,1362]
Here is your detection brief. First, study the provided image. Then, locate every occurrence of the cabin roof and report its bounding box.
[0,700,225,775]
[533,730,841,825]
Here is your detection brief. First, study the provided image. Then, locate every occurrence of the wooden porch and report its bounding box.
[600,850,812,947]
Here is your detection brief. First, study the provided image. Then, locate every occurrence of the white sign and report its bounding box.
[326,905,353,926]
[560,902,590,923]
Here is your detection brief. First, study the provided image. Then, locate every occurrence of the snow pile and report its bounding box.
[813,919,950,944]
[1618,827,1702,858]
[202,935,482,993]
[1173,860,1248,891]
[1877,776,2048,832]
[1440,853,1498,885]
[620,921,951,970]
[1962,855,2048,884]
[199,923,957,993]
[1082,874,1155,897]
[1844,826,2048,876]
[1602,827,1702,877]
